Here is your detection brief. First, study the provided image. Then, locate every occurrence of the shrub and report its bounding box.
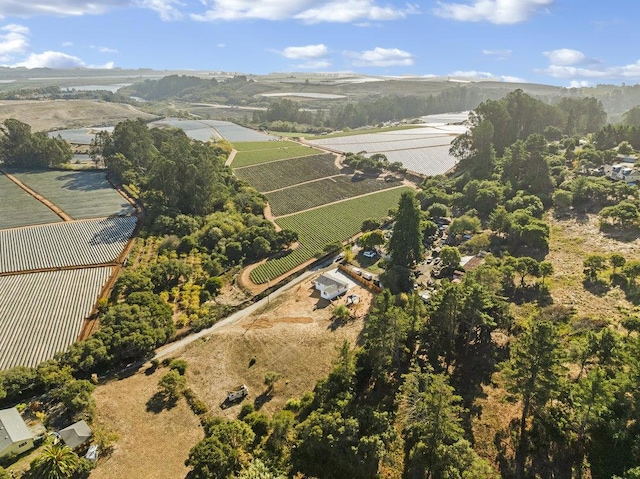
[169,359,188,375]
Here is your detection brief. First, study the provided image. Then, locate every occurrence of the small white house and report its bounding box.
[314,272,350,300]
[0,407,35,459]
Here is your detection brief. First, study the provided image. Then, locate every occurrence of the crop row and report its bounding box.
[9,169,135,220]
[0,267,113,369]
[0,216,137,273]
[232,142,320,168]
[250,187,410,284]
[234,153,338,192]
[0,173,61,229]
[267,176,402,217]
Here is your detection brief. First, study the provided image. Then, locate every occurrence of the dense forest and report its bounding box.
[1,86,640,478]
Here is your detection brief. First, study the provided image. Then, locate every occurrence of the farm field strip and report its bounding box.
[309,134,454,150]
[0,267,113,370]
[0,216,137,274]
[267,176,402,217]
[308,131,460,177]
[232,141,293,152]
[381,146,458,176]
[149,118,273,142]
[232,143,320,168]
[8,169,134,219]
[0,173,61,229]
[250,187,410,284]
[234,153,338,192]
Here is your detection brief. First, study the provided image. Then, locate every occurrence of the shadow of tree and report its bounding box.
[146,391,178,413]
[582,278,610,296]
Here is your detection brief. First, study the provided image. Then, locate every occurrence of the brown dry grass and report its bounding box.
[0,99,157,131]
[546,212,640,323]
[92,371,203,479]
[91,273,371,477]
[180,279,371,418]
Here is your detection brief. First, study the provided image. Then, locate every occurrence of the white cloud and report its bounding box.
[280,44,328,60]
[482,48,511,60]
[295,1,419,24]
[347,47,414,67]
[0,0,182,20]
[0,24,30,61]
[15,51,86,68]
[92,45,119,54]
[538,48,640,82]
[543,48,594,66]
[138,0,183,21]
[192,0,418,23]
[11,51,116,69]
[62,41,74,47]
[434,0,553,25]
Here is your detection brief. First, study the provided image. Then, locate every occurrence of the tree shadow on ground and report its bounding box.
[582,278,610,296]
[599,224,640,243]
[450,337,508,443]
[253,392,273,410]
[146,391,178,413]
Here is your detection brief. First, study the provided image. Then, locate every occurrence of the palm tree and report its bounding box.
[31,443,79,479]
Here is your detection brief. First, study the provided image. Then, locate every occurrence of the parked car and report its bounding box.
[353,268,362,276]
[426,257,433,264]
[363,272,373,281]
[363,250,376,258]
[434,257,441,264]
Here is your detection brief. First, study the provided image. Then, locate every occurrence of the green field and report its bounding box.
[267,177,403,217]
[0,173,61,229]
[250,187,410,284]
[232,141,320,167]
[234,153,339,192]
[8,169,135,220]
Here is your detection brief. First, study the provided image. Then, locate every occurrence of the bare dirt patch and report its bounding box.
[546,212,640,323]
[92,371,203,479]
[0,100,157,131]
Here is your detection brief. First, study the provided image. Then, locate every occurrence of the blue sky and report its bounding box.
[0,1,638,87]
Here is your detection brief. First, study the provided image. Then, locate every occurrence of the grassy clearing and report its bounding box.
[179,278,370,418]
[250,187,409,284]
[232,141,320,167]
[0,99,157,132]
[234,153,338,192]
[92,368,202,479]
[267,176,402,217]
[546,212,640,325]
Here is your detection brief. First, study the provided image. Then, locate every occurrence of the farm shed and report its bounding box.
[59,420,92,450]
[0,407,35,459]
[314,272,350,300]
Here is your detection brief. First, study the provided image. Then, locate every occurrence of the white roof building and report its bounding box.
[0,407,34,459]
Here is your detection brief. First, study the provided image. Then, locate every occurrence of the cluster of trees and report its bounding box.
[342,152,406,175]
[0,119,73,168]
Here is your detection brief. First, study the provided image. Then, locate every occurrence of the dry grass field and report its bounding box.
[546,211,640,324]
[0,99,157,131]
[90,273,372,477]
[92,371,203,479]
